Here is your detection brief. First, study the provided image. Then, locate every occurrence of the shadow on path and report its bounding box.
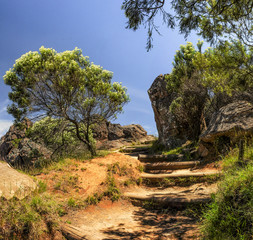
[102,207,199,240]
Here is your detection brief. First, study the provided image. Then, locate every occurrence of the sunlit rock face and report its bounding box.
[0,161,37,199]
[200,100,253,143]
[93,120,151,149]
[148,74,184,148]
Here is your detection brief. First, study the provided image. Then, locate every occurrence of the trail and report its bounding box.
[61,146,220,240]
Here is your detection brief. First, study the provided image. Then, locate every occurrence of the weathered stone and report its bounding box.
[0,120,52,167]
[93,120,149,149]
[200,100,253,143]
[148,74,183,148]
[197,144,209,158]
[0,161,37,199]
[108,123,125,140]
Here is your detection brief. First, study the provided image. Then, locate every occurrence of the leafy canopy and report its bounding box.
[4,47,129,155]
[122,0,253,50]
[193,40,253,94]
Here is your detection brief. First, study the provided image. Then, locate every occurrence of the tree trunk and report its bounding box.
[238,139,245,162]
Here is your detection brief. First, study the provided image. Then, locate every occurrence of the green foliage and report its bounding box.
[166,41,203,92]
[122,0,253,50]
[193,40,253,94]
[11,138,22,148]
[0,194,60,239]
[85,193,103,205]
[107,162,128,176]
[105,174,121,201]
[166,41,208,140]
[27,116,95,158]
[165,40,252,142]
[67,198,76,208]
[4,47,129,156]
[37,181,47,193]
[201,145,253,239]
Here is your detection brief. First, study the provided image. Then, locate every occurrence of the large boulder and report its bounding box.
[148,75,183,148]
[0,161,37,199]
[200,100,253,142]
[0,119,51,167]
[198,100,253,158]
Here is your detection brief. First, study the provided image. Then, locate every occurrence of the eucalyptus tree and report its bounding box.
[122,0,253,50]
[4,47,129,156]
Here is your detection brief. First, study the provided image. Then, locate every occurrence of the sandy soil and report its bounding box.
[62,199,200,240]
[36,152,218,239]
[36,153,141,203]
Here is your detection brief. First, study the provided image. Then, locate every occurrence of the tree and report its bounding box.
[193,40,253,94]
[166,40,253,144]
[166,41,208,140]
[122,0,253,50]
[4,47,129,156]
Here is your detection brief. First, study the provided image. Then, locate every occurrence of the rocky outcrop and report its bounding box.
[148,75,183,148]
[0,119,51,167]
[0,119,151,164]
[200,100,253,142]
[198,100,253,158]
[93,121,151,149]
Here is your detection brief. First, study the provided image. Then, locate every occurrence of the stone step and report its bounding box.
[140,170,220,181]
[138,154,185,163]
[61,224,86,240]
[120,147,151,153]
[144,161,200,171]
[124,183,217,207]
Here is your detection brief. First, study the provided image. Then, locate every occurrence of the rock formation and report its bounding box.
[93,121,151,149]
[0,119,151,165]
[148,75,183,148]
[198,100,253,158]
[0,119,51,167]
[148,73,253,156]
[0,161,37,199]
[201,100,253,143]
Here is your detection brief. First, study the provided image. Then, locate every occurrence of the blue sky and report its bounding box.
[0,0,203,137]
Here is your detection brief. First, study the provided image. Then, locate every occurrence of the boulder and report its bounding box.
[0,119,51,167]
[0,161,37,199]
[200,100,253,143]
[148,74,183,148]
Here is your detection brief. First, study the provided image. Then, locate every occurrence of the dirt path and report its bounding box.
[59,151,220,239]
[62,199,200,240]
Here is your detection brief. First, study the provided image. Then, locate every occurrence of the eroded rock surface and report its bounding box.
[200,100,253,143]
[0,119,51,167]
[198,100,253,158]
[93,121,151,149]
[148,75,183,148]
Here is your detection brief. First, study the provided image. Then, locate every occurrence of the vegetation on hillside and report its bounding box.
[201,144,253,239]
